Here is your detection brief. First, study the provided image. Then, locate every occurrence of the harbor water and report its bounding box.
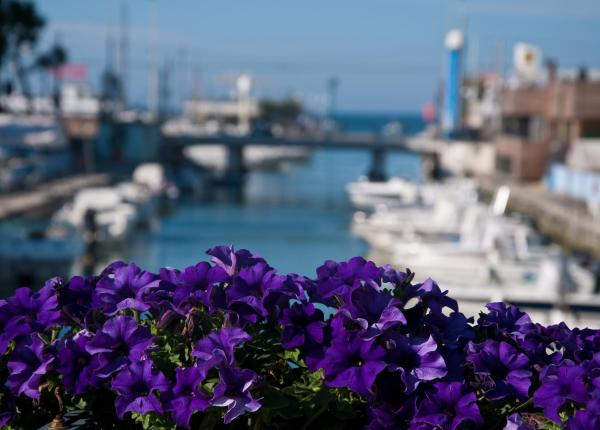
[0,113,425,288]
[116,114,425,276]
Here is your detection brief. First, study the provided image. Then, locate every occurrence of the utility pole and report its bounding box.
[148,0,159,118]
[119,0,129,108]
[327,77,339,118]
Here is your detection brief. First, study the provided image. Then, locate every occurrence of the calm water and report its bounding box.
[0,113,425,287]
[124,113,425,276]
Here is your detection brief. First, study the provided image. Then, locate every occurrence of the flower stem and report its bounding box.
[302,404,328,430]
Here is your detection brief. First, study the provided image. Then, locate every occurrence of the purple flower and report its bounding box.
[279,302,325,349]
[405,278,458,315]
[225,263,273,324]
[111,360,171,419]
[168,366,210,429]
[533,363,590,422]
[173,262,228,314]
[92,263,159,315]
[504,413,534,430]
[383,333,447,393]
[192,327,251,372]
[423,311,474,350]
[6,335,54,399]
[207,245,265,277]
[211,366,261,424]
[566,401,600,430]
[56,331,99,394]
[467,340,531,401]
[340,286,406,340]
[321,324,386,397]
[367,401,417,430]
[86,315,154,378]
[59,275,96,324]
[412,382,483,430]
[4,284,62,332]
[261,273,307,312]
[478,302,535,340]
[315,257,382,304]
[0,301,30,355]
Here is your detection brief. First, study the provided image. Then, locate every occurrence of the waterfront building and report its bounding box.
[495,49,600,181]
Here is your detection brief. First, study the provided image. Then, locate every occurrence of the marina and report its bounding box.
[2,1,600,429]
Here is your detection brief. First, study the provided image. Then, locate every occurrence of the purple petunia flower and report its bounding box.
[366,398,418,430]
[314,257,382,305]
[192,327,251,372]
[533,362,590,422]
[383,332,447,393]
[3,283,62,333]
[339,286,406,340]
[261,273,307,313]
[210,366,262,424]
[6,335,54,399]
[279,302,325,349]
[225,263,273,324]
[478,302,535,340]
[321,322,386,397]
[92,263,159,315]
[565,400,600,430]
[59,275,96,325]
[0,300,30,355]
[503,413,534,430]
[467,340,531,401]
[405,278,458,315]
[86,315,154,378]
[206,245,265,277]
[412,382,483,430]
[423,311,474,350]
[56,330,99,394]
[168,366,210,429]
[111,360,171,419]
[172,262,228,315]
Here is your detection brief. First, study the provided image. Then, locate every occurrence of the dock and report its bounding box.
[478,177,600,259]
[0,174,111,220]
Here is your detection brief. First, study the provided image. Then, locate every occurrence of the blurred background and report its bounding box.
[1,0,600,324]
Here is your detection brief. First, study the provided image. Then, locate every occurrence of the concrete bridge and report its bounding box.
[162,132,430,183]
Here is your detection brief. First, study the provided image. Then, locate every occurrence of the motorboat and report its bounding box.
[346,176,477,211]
[53,187,139,244]
[116,181,156,227]
[346,176,427,210]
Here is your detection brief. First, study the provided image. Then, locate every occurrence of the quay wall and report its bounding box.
[478,177,600,259]
[0,174,111,220]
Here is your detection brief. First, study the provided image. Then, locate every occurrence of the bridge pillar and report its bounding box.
[224,145,246,185]
[367,147,387,182]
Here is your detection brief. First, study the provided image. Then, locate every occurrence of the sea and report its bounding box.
[122,113,425,276]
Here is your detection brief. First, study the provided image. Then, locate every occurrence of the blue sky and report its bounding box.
[35,0,600,113]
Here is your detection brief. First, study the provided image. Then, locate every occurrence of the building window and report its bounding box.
[502,116,530,137]
[496,155,512,173]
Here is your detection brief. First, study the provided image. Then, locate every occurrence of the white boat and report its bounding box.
[132,162,179,208]
[346,176,426,210]
[53,187,139,244]
[346,176,477,211]
[116,182,156,227]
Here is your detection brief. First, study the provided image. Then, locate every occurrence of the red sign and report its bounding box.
[422,102,436,123]
[51,64,88,81]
